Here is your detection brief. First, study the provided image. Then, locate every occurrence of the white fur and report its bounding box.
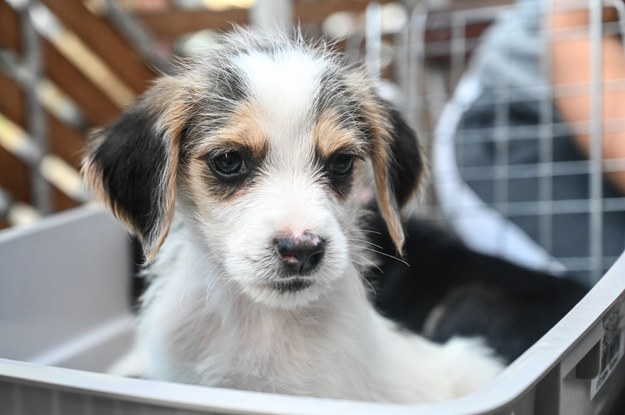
[234,49,325,134]
[135,222,502,402]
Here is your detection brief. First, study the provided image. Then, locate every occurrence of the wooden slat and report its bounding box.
[423,8,502,64]
[49,114,84,211]
[43,40,121,126]
[0,112,84,207]
[0,0,21,53]
[0,68,86,209]
[52,186,77,212]
[294,0,392,25]
[138,0,397,39]
[138,7,249,38]
[0,147,31,204]
[0,69,30,206]
[0,67,87,167]
[430,0,514,11]
[48,115,84,169]
[0,70,26,127]
[41,0,154,94]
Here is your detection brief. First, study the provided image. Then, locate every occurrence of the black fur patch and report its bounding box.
[92,106,169,240]
[387,108,422,207]
[365,211,588,363]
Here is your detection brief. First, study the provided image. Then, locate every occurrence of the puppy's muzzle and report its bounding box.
[275,232,325,275]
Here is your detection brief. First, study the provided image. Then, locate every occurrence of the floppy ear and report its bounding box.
[82,76,191,263]
[362,97,425,255]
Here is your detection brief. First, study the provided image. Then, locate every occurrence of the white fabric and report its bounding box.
[433,74,566,274]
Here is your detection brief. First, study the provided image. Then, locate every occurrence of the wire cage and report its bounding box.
[353,0,625,286]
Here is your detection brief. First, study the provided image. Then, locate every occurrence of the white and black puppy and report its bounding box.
[83,30,503,403]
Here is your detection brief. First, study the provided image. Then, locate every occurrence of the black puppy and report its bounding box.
[367,212,589,363]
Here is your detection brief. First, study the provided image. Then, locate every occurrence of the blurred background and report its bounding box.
[1,0,624,285]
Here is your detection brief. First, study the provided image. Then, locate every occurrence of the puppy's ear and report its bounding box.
[82,76,191,263]
[361,95,424,255]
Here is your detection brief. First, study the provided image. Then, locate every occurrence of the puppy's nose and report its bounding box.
[275,232,325,274]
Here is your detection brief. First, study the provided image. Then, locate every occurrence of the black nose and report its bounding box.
[275,232,325,275]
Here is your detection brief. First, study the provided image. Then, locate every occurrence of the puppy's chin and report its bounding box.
[240,278,327,310]
[220,235,351,309]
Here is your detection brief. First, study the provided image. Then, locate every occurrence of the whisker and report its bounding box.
[345,272,367,301]
[358,228,382,235]
[359,246,410,267]
[351,251,383,274]
[363,278,377,296]
[345,237,385,251]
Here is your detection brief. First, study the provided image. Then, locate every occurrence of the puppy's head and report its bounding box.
[83,31,423,308]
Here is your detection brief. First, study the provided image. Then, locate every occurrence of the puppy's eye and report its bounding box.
[210,151,246,177]
[329,154,354,176]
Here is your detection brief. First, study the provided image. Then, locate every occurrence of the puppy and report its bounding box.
[365,212,588,364]
[82,30,503,403]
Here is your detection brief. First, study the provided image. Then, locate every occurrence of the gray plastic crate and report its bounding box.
[1,206,624,414]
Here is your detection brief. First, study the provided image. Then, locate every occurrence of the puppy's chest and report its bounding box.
[155,294,354,388]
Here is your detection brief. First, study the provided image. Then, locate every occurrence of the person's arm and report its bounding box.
[550,0,625,193]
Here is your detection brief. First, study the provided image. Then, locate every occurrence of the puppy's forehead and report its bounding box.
[189,41,370,165]
[233,49,329,135]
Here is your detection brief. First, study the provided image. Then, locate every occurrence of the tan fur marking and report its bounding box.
[370,143,405,255]
[350,77,406,254]
[183,157,228,208]
[314,109,363,158]
[146,79,189,263]
[192,101,267,158]
[182,102,269,206]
